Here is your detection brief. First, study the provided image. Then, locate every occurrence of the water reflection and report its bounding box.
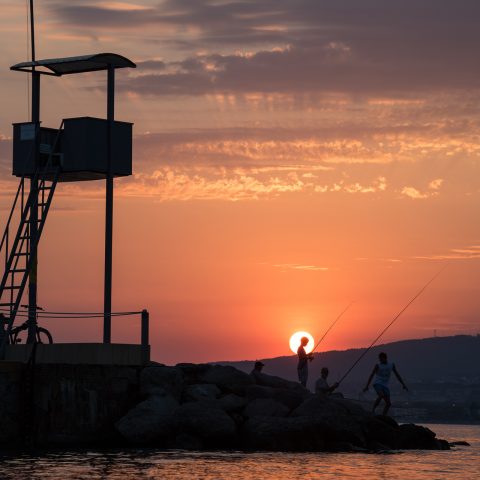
[0,425,477,479]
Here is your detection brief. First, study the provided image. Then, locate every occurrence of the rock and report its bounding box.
[273,388,310,410]
[243,398,289,418]
[175,363,211,375]
[241,416,327,451]
[246,384,275,400]
[174,432,203,450]
[140,366,184,400]
[198,365,253,394]
[252,372,304,391]
[449,440,471,447]
[175,363,211,384]
[115,394,179,444]
[329,397,369,416]
[217,394,247,413]
[291,395,346,418]
[175,402,237,445]
[291,396,367,447]
[364,416,399,449]
[246,385,309,410]
[184,384,221,402]
[327,441,367,452]
[397,424,448,450]
[375,414,399,429]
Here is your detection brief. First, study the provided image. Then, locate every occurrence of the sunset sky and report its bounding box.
[1,0,479,364]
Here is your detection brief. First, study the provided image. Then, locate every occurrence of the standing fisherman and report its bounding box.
[297,336,314,387]
[363,352,408,415]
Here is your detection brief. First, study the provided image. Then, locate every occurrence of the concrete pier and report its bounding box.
[4,343,150,366]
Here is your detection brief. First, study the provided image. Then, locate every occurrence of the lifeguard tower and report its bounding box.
[0,11,149,365]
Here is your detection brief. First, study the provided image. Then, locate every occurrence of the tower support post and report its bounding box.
[27,71,40,344]
[103,66,115,343]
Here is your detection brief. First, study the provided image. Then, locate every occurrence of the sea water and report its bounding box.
[0,424,478,479]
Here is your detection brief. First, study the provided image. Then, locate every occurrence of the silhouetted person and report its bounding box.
[315,367,339,395]
[297,336,313,387]
[0,313,8,345]
[363,351,408,415]
[250,360,265,383]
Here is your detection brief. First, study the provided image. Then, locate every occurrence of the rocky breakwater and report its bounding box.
[115,363,450,452]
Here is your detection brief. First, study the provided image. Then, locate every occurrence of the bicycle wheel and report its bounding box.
[36,327,53,344]
[11,327,24,344]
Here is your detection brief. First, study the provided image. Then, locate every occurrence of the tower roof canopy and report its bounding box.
[11,53,136,76]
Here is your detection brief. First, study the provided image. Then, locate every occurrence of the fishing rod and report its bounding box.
[337,266,446,385]
[311,301,354,354]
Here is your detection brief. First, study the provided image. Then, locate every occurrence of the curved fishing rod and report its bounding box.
[311,301,354,354]
[337,266,446,385]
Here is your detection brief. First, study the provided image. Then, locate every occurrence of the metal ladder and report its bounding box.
[0,123,62,351]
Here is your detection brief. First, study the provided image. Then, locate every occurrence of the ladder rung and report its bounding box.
[0,303,14,306]
[4,286,21,290]
[13,252,28,256]
[20,236,31,240]
[10,268,27,273]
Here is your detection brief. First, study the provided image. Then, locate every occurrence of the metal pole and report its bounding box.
[141,309,149,347]
[103,66,115,343]
[141,309,149,364]
[27,0,39,344]
[29,0,36,63]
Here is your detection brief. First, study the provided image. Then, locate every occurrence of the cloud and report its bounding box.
[47,1,480,97]
[413,244,480,261]
[400,178,445,200]
[272,263,328,272]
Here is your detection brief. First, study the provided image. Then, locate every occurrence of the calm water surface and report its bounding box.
[0,424,479,479]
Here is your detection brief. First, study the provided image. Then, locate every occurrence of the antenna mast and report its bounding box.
[29,0,36,63]
[27,0,40,343]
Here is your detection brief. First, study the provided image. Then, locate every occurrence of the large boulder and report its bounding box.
[252,372,304,391]
[291,395,346,418]
[364,416,399,449]
[243,398,289,418]
[183,383,221,402]
[291,396,367,448]
[140,366,184,400]
[217,394,247,413]
[246,385,309,410]
[115,394,179,444]
[175,402,237,445]
[397,424,449,450]
[241,416,327,451]
[175,363,211,384]
[198,365,253,394]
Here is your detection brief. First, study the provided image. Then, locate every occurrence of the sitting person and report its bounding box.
[315,367,340,395]
[250,361,265,383]
[250,360,305,390]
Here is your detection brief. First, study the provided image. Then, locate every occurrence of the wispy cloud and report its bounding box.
[273,263,329,272]
[400,178,445,200]
[413,244,480,261]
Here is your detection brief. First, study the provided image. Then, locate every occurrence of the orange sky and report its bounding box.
[1,0,479,364]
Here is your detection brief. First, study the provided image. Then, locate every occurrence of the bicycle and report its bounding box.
[0,306,53,344]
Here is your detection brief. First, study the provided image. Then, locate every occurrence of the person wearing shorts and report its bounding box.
[363,352,408,415]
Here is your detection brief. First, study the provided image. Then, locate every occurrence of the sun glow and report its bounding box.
[289,331,314,354]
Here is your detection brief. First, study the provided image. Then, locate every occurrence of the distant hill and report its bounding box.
[217,335,480,394]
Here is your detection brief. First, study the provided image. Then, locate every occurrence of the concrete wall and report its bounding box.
[5,343,149,366]
[0,363,142,446]
[0,362,22,445]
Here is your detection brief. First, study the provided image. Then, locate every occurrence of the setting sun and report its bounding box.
[289,331,314,354]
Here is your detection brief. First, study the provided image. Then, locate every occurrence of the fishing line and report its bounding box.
[337,265,446,385]
[311,301,354,354]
